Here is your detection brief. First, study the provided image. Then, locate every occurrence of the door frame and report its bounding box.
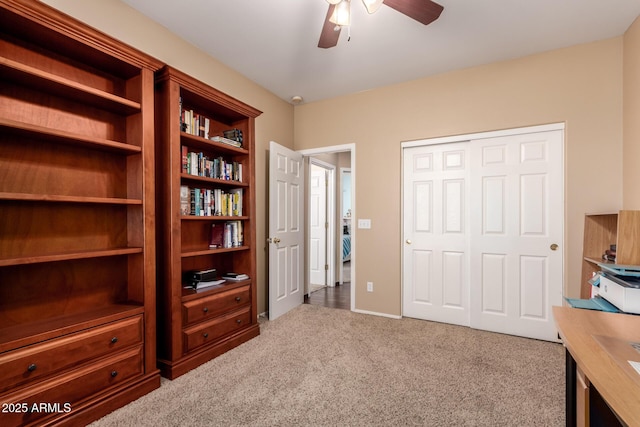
[308,157,336,290]
[299,144,356,311]
[339,167,352,285]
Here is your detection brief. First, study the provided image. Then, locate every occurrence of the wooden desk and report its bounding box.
[554,306,640,426]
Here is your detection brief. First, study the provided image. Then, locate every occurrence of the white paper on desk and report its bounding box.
[629,360,640,376]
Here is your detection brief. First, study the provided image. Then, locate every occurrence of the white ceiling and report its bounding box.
[121,0,640,104]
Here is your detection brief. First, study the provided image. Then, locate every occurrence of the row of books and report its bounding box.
[209,221,244,249]
[179,98,244,148]
[180,186,243,217]
[222,128,243,144]
[181,147,243,182]
[180,104,211,139]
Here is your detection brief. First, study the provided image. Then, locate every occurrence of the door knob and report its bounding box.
[273,237,281,244]
[406,239,412,245]
[550,243,558,251]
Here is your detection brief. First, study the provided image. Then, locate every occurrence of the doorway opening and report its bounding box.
[301,145,355,312]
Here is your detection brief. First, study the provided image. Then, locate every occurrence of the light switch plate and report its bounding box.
[358,219,371,229]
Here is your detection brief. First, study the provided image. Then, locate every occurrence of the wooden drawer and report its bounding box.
[0,315,142,393]
[0,345,143,427]
[183,307,250,353]
[182,285,250,326]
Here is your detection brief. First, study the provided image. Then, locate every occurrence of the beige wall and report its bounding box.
[624,16,640,209]
[42,0,636,318]
[41,0,294,315]
[295,38,625,315]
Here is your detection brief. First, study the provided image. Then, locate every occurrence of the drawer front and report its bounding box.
[182,285,250,326]
[0,315,143,393]
[0,346,143,427]
[183,307,251,353]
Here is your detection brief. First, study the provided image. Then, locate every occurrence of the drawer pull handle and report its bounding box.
[236,319,242,324]
[235,297,241,302]
[111,370,118,378]
[203,307,209,313]
[27,363,37,372]
[203,332,209,338]
[111,337,118,344]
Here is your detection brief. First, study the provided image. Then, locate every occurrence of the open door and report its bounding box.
[268,141,305,320]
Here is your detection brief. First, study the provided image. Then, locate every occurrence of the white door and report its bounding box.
[469,130,563,341]
[309,164,327,286]
[402,142,471,326]
[268,141,304,320]
[402,126,563,341]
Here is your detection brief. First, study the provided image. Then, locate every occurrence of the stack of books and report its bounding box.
[184,268,225,290]
[222,273,249,281]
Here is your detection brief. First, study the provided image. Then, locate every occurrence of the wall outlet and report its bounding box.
[367,281,373,292]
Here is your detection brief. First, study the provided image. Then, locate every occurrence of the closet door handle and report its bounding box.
[550,243,558,251]
[406,239,412,245]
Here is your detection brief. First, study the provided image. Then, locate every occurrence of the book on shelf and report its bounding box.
[223,128,243,144]
[180,106,213,139]
[180,185,190,215]
[209,221,243,248]
[209,223,224,248]
[224,220,243,247]
[185,279,226,290]
[185,268,217,282]
[183,187,243,217]
[182,149,243,183]
[222,273,249,281]
[210,135,242,148]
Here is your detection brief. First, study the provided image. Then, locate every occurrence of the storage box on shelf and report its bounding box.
[155,65,262,379]
[581,210,640,298]
[0,1,162,425]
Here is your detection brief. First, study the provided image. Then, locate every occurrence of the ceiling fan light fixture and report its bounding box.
[326,0,341,4]
[329,0,351,27]
[362,0,384,14]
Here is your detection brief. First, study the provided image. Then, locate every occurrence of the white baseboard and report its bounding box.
[352,308,402,320]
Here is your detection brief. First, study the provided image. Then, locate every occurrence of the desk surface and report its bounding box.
[553,306,640,426]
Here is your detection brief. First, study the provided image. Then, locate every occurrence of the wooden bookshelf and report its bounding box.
[0,1,162,425]
[154,66,262,379]
[580,210,640,298]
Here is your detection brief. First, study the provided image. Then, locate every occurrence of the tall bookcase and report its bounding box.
[155,66,262,379]
[0,1,162,425]
[580,210,640,298]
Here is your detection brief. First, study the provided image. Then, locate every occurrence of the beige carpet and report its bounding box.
[91,304,564,426]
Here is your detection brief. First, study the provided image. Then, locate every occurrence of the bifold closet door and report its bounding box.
[469,130,563,341]
[403,128,563,341]
[402,142,471,327]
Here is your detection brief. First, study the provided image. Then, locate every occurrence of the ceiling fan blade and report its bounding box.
[383,0,444,25]
[318,4,341,49]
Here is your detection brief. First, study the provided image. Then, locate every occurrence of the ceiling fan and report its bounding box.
[318,0,444,48]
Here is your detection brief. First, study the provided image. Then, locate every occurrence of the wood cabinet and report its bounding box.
[154,66,261,379]
[580,210,640,298]
[0,0,162,424]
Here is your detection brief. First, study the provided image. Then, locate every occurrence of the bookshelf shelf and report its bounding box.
[0,247,143,267]
[580,211,640,298]
[0,192,143,205]
[181,215,250,221]
[181,132,249,155]
[180,173,249,187]
[0,1,161,424]
[0,57,141,114]
[0,118,142,154]
[181,246,250,258]
[155,65,261,379]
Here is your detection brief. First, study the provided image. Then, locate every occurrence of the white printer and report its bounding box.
[598,267,640,314]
